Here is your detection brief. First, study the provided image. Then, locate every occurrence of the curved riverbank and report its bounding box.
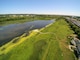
[0,20,54,46]
[0,22,54,55]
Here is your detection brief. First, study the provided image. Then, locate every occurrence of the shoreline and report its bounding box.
[0,21,54,55]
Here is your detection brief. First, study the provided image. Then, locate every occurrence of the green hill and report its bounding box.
[0,19,76,60]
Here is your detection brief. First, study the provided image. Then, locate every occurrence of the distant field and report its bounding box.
[0,19,76,60]
[0,15,62,26]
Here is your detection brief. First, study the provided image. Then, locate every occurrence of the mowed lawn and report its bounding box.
[0,19,75,60]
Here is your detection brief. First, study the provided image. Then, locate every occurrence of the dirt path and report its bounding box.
[41,32,56,60]
[41,40,51,60]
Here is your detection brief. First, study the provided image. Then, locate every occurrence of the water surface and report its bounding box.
[0,20,54,46]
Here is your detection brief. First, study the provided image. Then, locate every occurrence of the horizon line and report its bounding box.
[0,13,79,17]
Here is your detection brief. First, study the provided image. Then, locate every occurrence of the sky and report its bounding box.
[0,0,80,16]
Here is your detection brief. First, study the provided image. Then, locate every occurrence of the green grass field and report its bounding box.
[0,19,76,60]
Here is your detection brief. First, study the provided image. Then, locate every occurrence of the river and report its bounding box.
[0,20,55,46]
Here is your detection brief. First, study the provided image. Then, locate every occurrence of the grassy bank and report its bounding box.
[0,19,75,60]
[0,15,62,26]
